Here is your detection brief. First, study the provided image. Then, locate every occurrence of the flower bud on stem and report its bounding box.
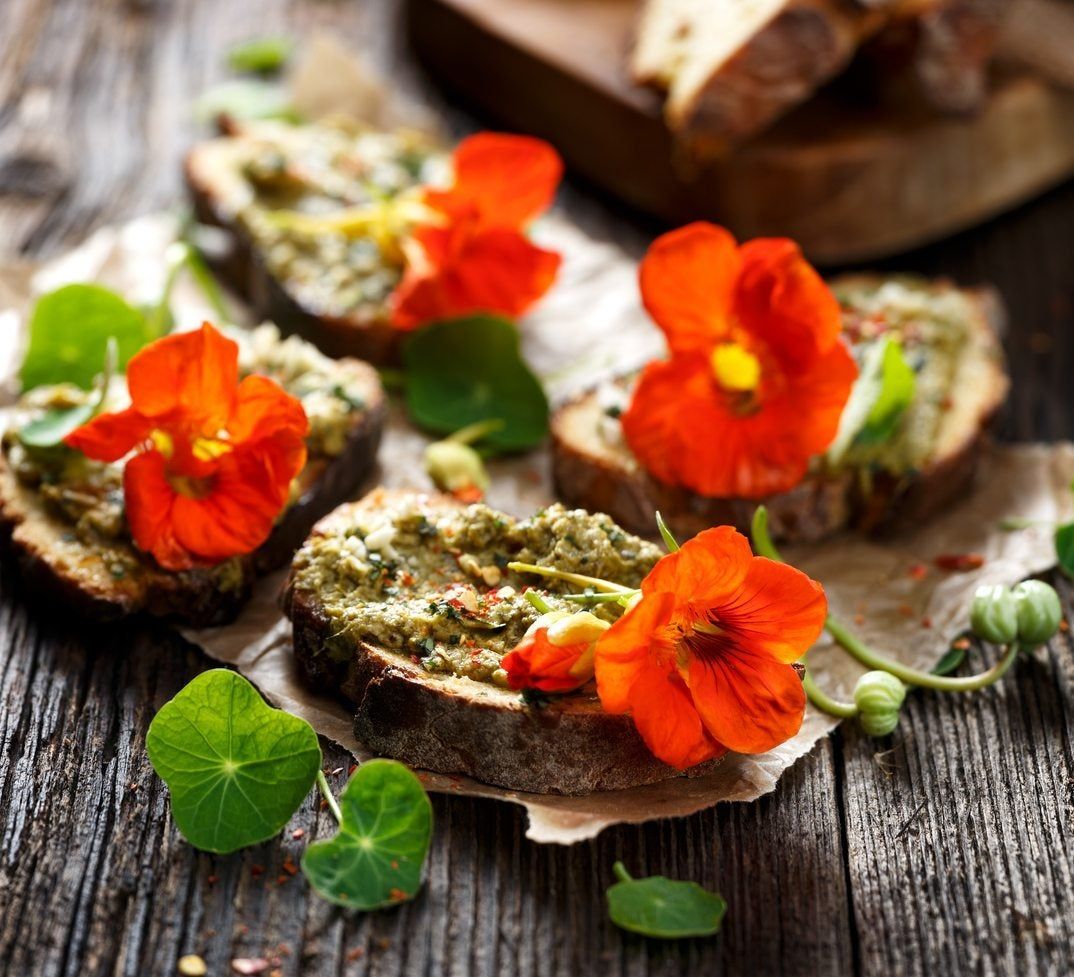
[751,506,1025,695]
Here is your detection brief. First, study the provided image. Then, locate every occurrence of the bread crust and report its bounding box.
[282,488,724,795]
[550,279,1008,543]
[0,367,387,626]
[185,146,401,364]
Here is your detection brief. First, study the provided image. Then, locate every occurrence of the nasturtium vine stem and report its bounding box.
[612,862,633,884]
[507,562,632,594]
[751,506,1024,694]
[802,670,858,719]
[316,770,342,824]
[523,591,554,613]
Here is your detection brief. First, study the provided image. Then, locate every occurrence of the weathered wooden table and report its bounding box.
[1,1,1073,975]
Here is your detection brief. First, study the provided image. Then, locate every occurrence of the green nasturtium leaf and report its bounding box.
[227,36,294,74]
[1055,522,1074,579]
[17,404,95,449]
[302,760,433,909]
[931,644,968,676]
[19,284,154,392]
[606,862,727,939]
[147,669,322,854]
[194,80,301,125]
[403,316,549,452]
[827,337,916,464]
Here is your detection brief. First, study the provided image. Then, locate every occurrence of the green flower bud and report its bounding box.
[424,440,489,495]
[1012,580,1063,647]
[969,584,1019,645]
[853,671,906,737]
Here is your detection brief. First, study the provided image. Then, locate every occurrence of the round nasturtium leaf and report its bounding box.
[301,759,433,909]
[146,669,322,854]
[19,283,154,392]
[403,316,549,452]
[607,865,727,939]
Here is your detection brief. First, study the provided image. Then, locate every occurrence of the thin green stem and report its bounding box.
[655,511,680,553]
[523,590,553,614]
[612,861,632,884]
[752,505,1023,694]
[802,670,858,719]
[316,770,342,824]
[998,517,1052,532]
[183,244,231,323]
[507,562,631,594]
[561,589,640,605]
[447,419,505,445]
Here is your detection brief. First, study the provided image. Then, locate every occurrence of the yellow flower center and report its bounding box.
[710,342,761,393]
[191,436,233,463]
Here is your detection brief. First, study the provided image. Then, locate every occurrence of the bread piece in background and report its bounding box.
[632,0,932,159]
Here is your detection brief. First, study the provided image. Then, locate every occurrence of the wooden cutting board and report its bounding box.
[408,0,1074,263]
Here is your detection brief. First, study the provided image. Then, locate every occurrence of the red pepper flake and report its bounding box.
[934,553,985,572]
[250,865,264,878]
[346,948,366,962]
[291,828,305,840]
[952,637,972,650]
[281,858,299,876]
[348,764,358,775]
[390,859,399,869]
[452,485,484,504]
[897,604,915,618]
[908,563,928,581]
[921,616,932,629]
[854,614,865,626]
[1061,618,1070,632]
[275,874,289,886]
[207,874,219,885]
[389,887,409,902]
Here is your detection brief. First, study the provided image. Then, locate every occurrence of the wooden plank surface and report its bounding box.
[0,1,1072,975]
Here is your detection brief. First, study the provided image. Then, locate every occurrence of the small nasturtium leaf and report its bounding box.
[606,862,727,939]
[403,316,549,452]
[227,36,294,74]
[1054,522,1074,578]
[827,338,916,464]
[931,644,968,676]
[194,80,301,125]
[302,760,433,909]
[17,404,95,449]
[19,284,154,392]
[147,669,322,854]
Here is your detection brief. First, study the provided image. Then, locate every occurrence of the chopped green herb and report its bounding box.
[1054,522,1074,579]
[227,36,294,75]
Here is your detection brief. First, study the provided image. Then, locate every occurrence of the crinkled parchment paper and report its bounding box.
[1,213,1071,844]
[2,38,1072,841]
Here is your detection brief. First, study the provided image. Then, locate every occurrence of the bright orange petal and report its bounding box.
[630,659,726,769]
[595,591,677,713]
[123,451,191,570]
[687,646,805,754]
[718,557,827,663]
[734,239,842,371]
[64,407,152,462]
[229,374,310,447]
[126,322,238,428]
[428,132,563,228]
[639,223,740,357]
[391,227,560,329]
[641,526,753,610]
[502,629,591,693]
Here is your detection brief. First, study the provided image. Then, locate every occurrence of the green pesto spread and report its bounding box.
[225,119,443,320]
[287,499,662,688]
[2,323,374,581]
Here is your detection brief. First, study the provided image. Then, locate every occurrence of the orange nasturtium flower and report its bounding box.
[390,132,564,330]
[64,323,309,571]
[621,222,858,499]
[594,526,826,769]
[502,610,609,694]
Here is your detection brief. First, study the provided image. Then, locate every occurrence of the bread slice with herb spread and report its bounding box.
[0,324,386,626]
[282,488,724,794]
[185,119,443,363]
[551,276,1008,543]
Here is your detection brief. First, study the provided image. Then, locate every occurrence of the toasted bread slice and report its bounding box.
[185,119,442,363]
[0,325,386,626]
[282,488,724,794]
[551,277,1008,543]
[632,0,912,156]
